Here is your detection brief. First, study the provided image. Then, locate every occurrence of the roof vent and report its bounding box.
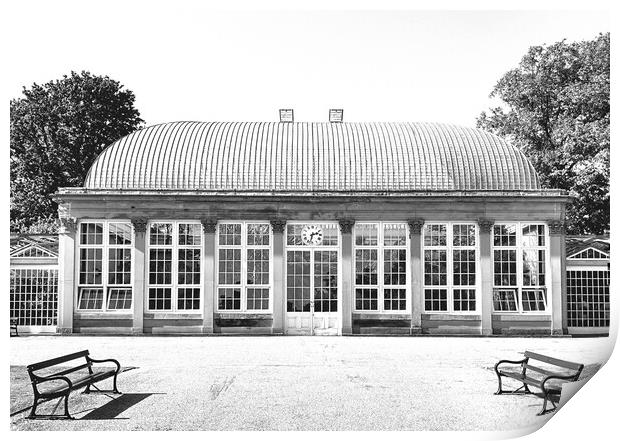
[279,109,294,123]
[329,109,343,123]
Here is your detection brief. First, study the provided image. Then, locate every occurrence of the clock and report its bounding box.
[301,225,324,245]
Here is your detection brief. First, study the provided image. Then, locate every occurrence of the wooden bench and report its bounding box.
[494,351,584,415]
[27,350,121,419]
[10,319,18,337]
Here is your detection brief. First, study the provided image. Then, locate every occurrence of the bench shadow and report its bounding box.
[77,393,165,420]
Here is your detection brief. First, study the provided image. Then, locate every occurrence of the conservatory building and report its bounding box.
[53,120,570,336]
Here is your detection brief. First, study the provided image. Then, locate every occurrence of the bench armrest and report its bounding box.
[494,358,527,375]
[541,374,579,392]
[32,374,73,390]
[86,356,121,373]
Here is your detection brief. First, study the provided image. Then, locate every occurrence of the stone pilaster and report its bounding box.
[270,218,286,334]
[201,218,218,334]
[58,216,77,334]
[548,220,566,335]
[131,218,147,334]
[407,219,424,334]
[338,219,355,335]
[477,218,494,336]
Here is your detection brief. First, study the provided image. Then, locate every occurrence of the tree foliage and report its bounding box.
[477,33,609,235]
[10,71,144,233]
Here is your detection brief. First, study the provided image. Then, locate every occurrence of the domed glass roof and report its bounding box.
[84,121,539,192]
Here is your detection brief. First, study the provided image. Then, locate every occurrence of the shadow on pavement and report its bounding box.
[78,393,164,420]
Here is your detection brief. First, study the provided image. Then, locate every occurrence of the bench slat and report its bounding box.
[523,364,562,377]
[47,363,92,378]
[524,351,583,371]
[27,350,90,372]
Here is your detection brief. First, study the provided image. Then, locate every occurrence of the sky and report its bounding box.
[5,2,610,127]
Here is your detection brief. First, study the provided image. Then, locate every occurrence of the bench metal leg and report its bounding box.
[113,374,120,394]
[64,394,73,419]
[28,397,39,419]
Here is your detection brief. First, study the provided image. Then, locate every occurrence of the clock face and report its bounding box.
[301,225,324,245]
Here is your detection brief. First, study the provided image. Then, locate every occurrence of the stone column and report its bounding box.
[408,219,424,334]
[548,220,565,335]
[131,218,147,334]
[338,218,355,335]
[201,218,218,334]
[478,218,494,336]
[270,218,286,335]
[58,217,77,334]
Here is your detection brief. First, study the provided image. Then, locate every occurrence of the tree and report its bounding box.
[477,33,609,235]
[10,71,144,233]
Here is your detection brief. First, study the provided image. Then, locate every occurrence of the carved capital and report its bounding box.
[59,217,77,234]
[200,217,218,233]
[547,220,565,236]
[407,218,425,237]
[477,218,495,233]
[131,217,148,233]
[270,218,287,233]
[338,218,355,234]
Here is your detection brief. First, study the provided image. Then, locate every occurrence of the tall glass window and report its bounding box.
[492,223,548,313]
[217,222,271,312]
[423,223,478,313]
[147,222,202,311]
[77,221,133,311]
[353,223,408,312]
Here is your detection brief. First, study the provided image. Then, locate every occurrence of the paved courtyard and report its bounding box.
[9,335,613,431]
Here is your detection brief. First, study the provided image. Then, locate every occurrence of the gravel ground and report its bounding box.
[9,335,613,431]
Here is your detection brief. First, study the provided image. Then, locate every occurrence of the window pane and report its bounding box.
[424,250,447,285]
[355,249,377,285]
[384,249,406,285]
[384,224,407,246]
[453,224,476,247]
[523,249,545,286]
[150,223,173,245]
[178,287,201,310]
[247,288,269,310]
[218,288,241,310]
[219,223,241,246]
[493,224,516,247]
[493,250,516,286]
[179,223,202,246]
[178,249,201,285]
[149,249,172,284]
[453,249,476,286]
[78,288,104,310]
[522,224,545,247]
[79,248,102,285]
[355,224,378,246]
[423,224,446,247]
[424,289,447,311]
[355,288,378,311]
[218,249,241,284]
[493,289,518,311]
[384,288,406,311]
[108,248,132,285]
[80,223,103,245]
[453,289,476,311]
[521,289,547,312]
[107,288,132,310]
[109,223,132,245]
[148,287,171,310]
[247,249,269,285]
[247,224,270,246]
